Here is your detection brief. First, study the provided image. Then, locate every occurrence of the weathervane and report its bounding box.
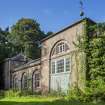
[80,0,85,18]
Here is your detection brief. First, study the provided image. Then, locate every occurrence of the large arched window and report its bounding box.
[50,40,71,74]
[22,72,28,90]
[32,70,40,90]
[50,40,71,92]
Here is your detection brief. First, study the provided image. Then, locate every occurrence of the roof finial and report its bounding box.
[80,0,85,18]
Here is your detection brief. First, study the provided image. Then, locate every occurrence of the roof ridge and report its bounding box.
[41,17,96,42]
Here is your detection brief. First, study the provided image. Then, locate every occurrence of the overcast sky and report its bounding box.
[0,0,105,33]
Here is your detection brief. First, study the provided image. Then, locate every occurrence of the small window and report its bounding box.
[57,59,64,73]
[34,73,40,88]
[66,58,70,71]
[13,76,18,90]
[23,75,28,89]
[22,73,28,89]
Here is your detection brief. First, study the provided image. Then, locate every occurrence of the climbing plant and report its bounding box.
[73,20,105,102]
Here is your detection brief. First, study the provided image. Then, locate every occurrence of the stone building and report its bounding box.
[0,18,96,93]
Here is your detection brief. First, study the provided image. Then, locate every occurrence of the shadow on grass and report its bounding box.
[0,99,105,105]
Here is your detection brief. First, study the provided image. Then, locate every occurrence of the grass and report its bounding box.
[0,96,105,105]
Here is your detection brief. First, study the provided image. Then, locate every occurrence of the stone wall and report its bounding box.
[12,59,41,91]
[41,21,85,93]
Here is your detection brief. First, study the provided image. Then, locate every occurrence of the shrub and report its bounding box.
[0,90,5,98]
[67,80,105,103]
[4,90,21,97]
[21,90,41,96]
[0,89,42,98]
[47,90,66,97]
[67,86,82,100]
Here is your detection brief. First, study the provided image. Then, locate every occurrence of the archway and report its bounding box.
[21,72,28,90]
[49,40,71,92]
[32,70,40,92]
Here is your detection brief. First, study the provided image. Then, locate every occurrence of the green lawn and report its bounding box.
[0,96,105,105]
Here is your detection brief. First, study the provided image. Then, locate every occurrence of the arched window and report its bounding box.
[32,70,40,90]
[22,73,28,90]
[51,41,69,56]
[13,75,18,90]
[50,41,71,92]
[50,41,71,74]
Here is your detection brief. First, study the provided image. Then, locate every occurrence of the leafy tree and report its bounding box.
[73,21,105,102]
[46,31,53,36]
[8,18,45,59]
[0,27,13,61]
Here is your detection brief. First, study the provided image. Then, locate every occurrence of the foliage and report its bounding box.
[0,90,42,98]
[4,90,21,97]
[67,86,82,100]
[74,20,105,102]
[0,17,53,61]
[46,31,53,36]
[67,80,105,102]
[47,90,66,97]
[0,96,105,105]
[21,90,41,96]
[79,80,105,102]
[0,27,14,61]
[8,18,45,59]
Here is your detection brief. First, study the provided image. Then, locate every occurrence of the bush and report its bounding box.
[67,80,105,103]
[0,90,5,98]
[4,90,21,97]
[88,79,105,102]
[47,90,66,97]
[21,90,41,96]
[67,86,82,100]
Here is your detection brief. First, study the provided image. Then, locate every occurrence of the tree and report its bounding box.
[0,27,13,61]
[46,31,53,36]
[8,18,45,59]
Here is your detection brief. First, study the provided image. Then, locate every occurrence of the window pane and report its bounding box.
[14,77,18,90]
[57,59,64,73]
[35,81,40,88]
[56,45,59,54]
[35,74,40,80]
[28,79,32,89]
[66,58,70,71]
[22,74,28,89]
[34,73,40,88]
[24,75,28,89]
[51,62,55,74]
[56,42,65,54]
[51,41,69,56]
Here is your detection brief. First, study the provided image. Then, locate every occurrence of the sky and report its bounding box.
[0,0,105,33]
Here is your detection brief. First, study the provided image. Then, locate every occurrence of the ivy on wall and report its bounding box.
[78,20,105,84]
[75,19,105,84]
[70,20,105,102]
